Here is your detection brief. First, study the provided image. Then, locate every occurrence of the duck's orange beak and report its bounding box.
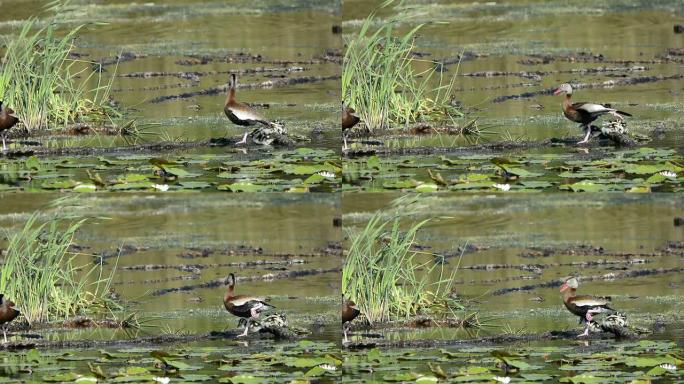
[553,88,562,95]
[559,283,568,292]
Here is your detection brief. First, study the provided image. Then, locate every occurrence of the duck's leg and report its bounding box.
[2,326,7,343]
[577,324,590,337]
[343,323,349,343]
[577,125,591,144]
[1,133,6,152]
[236,131,249,145]
[342,135,348,151]
[238,318,251,337]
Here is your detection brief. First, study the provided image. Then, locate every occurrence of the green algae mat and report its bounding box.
[0,148,341,193]
[343,148,684,193]
[341,340,684,383]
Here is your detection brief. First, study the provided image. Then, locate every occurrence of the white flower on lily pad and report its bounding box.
[318,363,337,371]
[493,376,511,384]
[659,171,677,178]
[493,183,511,191]
[318,171,336,178]
[153,378,170,384]
[659,363,676,371]
[153,184,169,191]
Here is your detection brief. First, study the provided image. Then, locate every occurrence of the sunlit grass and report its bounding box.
[0,198,118,325]
[0,1,120,133]
[342,197,463,324]
[342,0,463,133]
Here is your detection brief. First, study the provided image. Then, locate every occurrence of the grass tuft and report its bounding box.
[342,0,463,132]
[342,197,463,324]
[0,199,118,325]
[0,1,120,133]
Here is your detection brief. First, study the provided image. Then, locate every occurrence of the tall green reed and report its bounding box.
[342,198,461,324]
[0,200,117,325]
[0,2,119,132]
[342,1,462,132]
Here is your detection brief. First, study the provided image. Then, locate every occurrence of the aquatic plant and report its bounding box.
[342,1,462,132]
[0,199,118,325]
[0,2,120,132]
[342,198,462,324]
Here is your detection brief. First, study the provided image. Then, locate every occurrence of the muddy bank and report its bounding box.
[343,136,640,157]
[151,267,342,296]
[150,75,340,103]
[493,267,684,296]
[0,327,307,351]
[493,74,684,103]
[344,329,638,350]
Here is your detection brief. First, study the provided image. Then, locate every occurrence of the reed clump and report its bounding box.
[0,2,120,133]
[342,1,463,133]
[0,201,118,325]
[342,204,463,324]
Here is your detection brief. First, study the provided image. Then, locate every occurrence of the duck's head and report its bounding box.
[554,83,573,96]
[225,273,236,287]
[228,74,237,89]
[560,277,579,292]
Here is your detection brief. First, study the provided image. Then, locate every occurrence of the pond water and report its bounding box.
[343,0,684,151]
[343,193,684,341]
[0,0,341,152]
[341,193,684,382]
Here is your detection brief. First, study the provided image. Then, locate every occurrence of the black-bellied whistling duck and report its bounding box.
[224,74,283,145]
[342,102,360,151]
[0,294,20,343]
[554,83,632,144]
[0,101,19,152]
[223,273,275,337]
[342,297,360,343]
[560,277,614,337]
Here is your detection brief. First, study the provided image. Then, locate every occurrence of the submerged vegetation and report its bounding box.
[342,199,463,324]
[342,1,462,133]
[0,3,120,133]
[0,199,117,324]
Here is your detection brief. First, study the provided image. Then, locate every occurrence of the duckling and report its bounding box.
[224,74,283,145]
[0,294,20,343]
[223,273,275,337]
[0,101,19,152]
[342,102,360,151]
[342,297,360,343]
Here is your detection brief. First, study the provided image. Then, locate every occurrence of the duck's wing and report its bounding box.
[226,102,269,123]
[569,294,611,308]
[229,295,276,312]
[572,102,616,116]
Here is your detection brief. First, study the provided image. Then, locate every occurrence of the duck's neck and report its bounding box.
[563,287,576,302]
[225,284,235,301]
[225,87,236,107]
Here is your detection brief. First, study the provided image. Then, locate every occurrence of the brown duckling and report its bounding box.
[0,101,19,152]
[342,297,360,343]
[0,294,20,343]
